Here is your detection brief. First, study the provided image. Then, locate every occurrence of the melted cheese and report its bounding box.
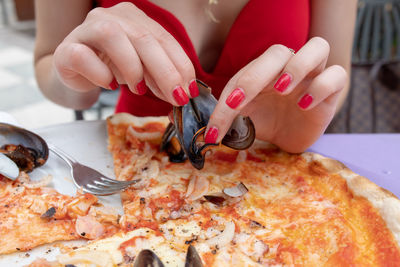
[101,114,400,266]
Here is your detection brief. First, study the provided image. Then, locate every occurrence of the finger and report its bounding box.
[129,30,189,106]
[297,65,347,110]
[205,44,294,144]
[74,20,146,95]
[154,27,198,97]
[273,37,330,95]
[143,69,168,102]
[54,42,113,91]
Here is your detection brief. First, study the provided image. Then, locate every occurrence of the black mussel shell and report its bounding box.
[0,123,49,172]
[172,80,255,170]
[133,249,165,267]
[185,245,204,267]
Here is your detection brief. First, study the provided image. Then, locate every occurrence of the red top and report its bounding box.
[96,0,310,116]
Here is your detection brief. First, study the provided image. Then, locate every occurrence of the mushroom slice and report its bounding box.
[223,182,249,197]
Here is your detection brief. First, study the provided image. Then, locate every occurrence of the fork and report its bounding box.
[48,143,140,195]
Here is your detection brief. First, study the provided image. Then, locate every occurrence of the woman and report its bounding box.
[34,0,357,152]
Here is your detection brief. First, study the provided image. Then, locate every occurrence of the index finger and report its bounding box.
[205,45,293,144]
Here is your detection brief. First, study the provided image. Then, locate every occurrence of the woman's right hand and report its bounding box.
[53,2,198,106]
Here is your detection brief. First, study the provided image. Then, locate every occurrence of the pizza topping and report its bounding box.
[185,175,210,202]
[66,193,98,218]
[127,125,163,141]
[41,207,56,219]
[204,195,226,206]
[206,221,235,248]
[223,182,248,197]
[75,215,105,240]
[88,204,120,226]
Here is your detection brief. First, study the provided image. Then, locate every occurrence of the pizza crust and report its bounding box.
[108,113,169,128]
[302,152,400,245]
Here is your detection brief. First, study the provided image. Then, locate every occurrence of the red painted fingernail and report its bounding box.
[172,86,189,106]
[298,94,313,109]
[205,127,218,144]
[226,88,245,109]
[274,73,292,93]
[189,80,199,97]
[136,79,147,95]
[109,78,119,90]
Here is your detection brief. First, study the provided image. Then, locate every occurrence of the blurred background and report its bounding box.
[0,0,399,131]
[0,0,114,129]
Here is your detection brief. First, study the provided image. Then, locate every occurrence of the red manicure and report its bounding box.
[136,79,148,95]
[298,94,313,109]
[189,80,199,97]
[205,127,219,144]
[226,88,245,109]
[172,86,189,106]
[109,78,119,90]
[274,73,292,93]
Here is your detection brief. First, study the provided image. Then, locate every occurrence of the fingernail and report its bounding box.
[205,126,218,144]
[226,88,245,109]
[274,73,292,93]
[109,78,119,90]
[136,79,147,95]
[298,94,313,109]
[172,86,189,106]
[189,80,199,97]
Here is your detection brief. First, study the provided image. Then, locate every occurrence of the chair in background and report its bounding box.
[328,0,400,133]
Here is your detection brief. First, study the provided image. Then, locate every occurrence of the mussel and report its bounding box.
[0,123,49,177]
[133,245,203,267]
[161,80,255,170]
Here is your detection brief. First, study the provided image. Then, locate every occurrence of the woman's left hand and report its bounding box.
[205,37,347,153]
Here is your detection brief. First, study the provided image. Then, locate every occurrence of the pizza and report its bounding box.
[0,171,120,255]
[44,112,400,267]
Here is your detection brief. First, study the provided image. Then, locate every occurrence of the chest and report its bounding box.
[149,0,249,71]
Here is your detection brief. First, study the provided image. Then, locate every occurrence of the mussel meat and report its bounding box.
[161,80,255,169]
[0,123,49,173]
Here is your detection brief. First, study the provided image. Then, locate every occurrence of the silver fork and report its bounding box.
[48,143,140,195]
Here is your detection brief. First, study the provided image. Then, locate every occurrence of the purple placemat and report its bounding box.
[308,134,400,197]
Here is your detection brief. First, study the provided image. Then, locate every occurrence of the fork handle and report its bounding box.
[48,143,77,167]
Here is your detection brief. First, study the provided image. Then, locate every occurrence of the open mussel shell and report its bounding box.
[0,123,49,173]
[185,245,204,267]
[171,80,255,169]
[133,250,165,267]
[133,246,204,267]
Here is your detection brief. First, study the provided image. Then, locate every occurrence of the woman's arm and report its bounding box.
[34,0,101,110]
[309,0,358,112]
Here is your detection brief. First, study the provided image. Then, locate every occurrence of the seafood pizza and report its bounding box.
[2,82,400,266]
[83,113,399,266]
[0,172,120,255]
[58,83,400,266]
